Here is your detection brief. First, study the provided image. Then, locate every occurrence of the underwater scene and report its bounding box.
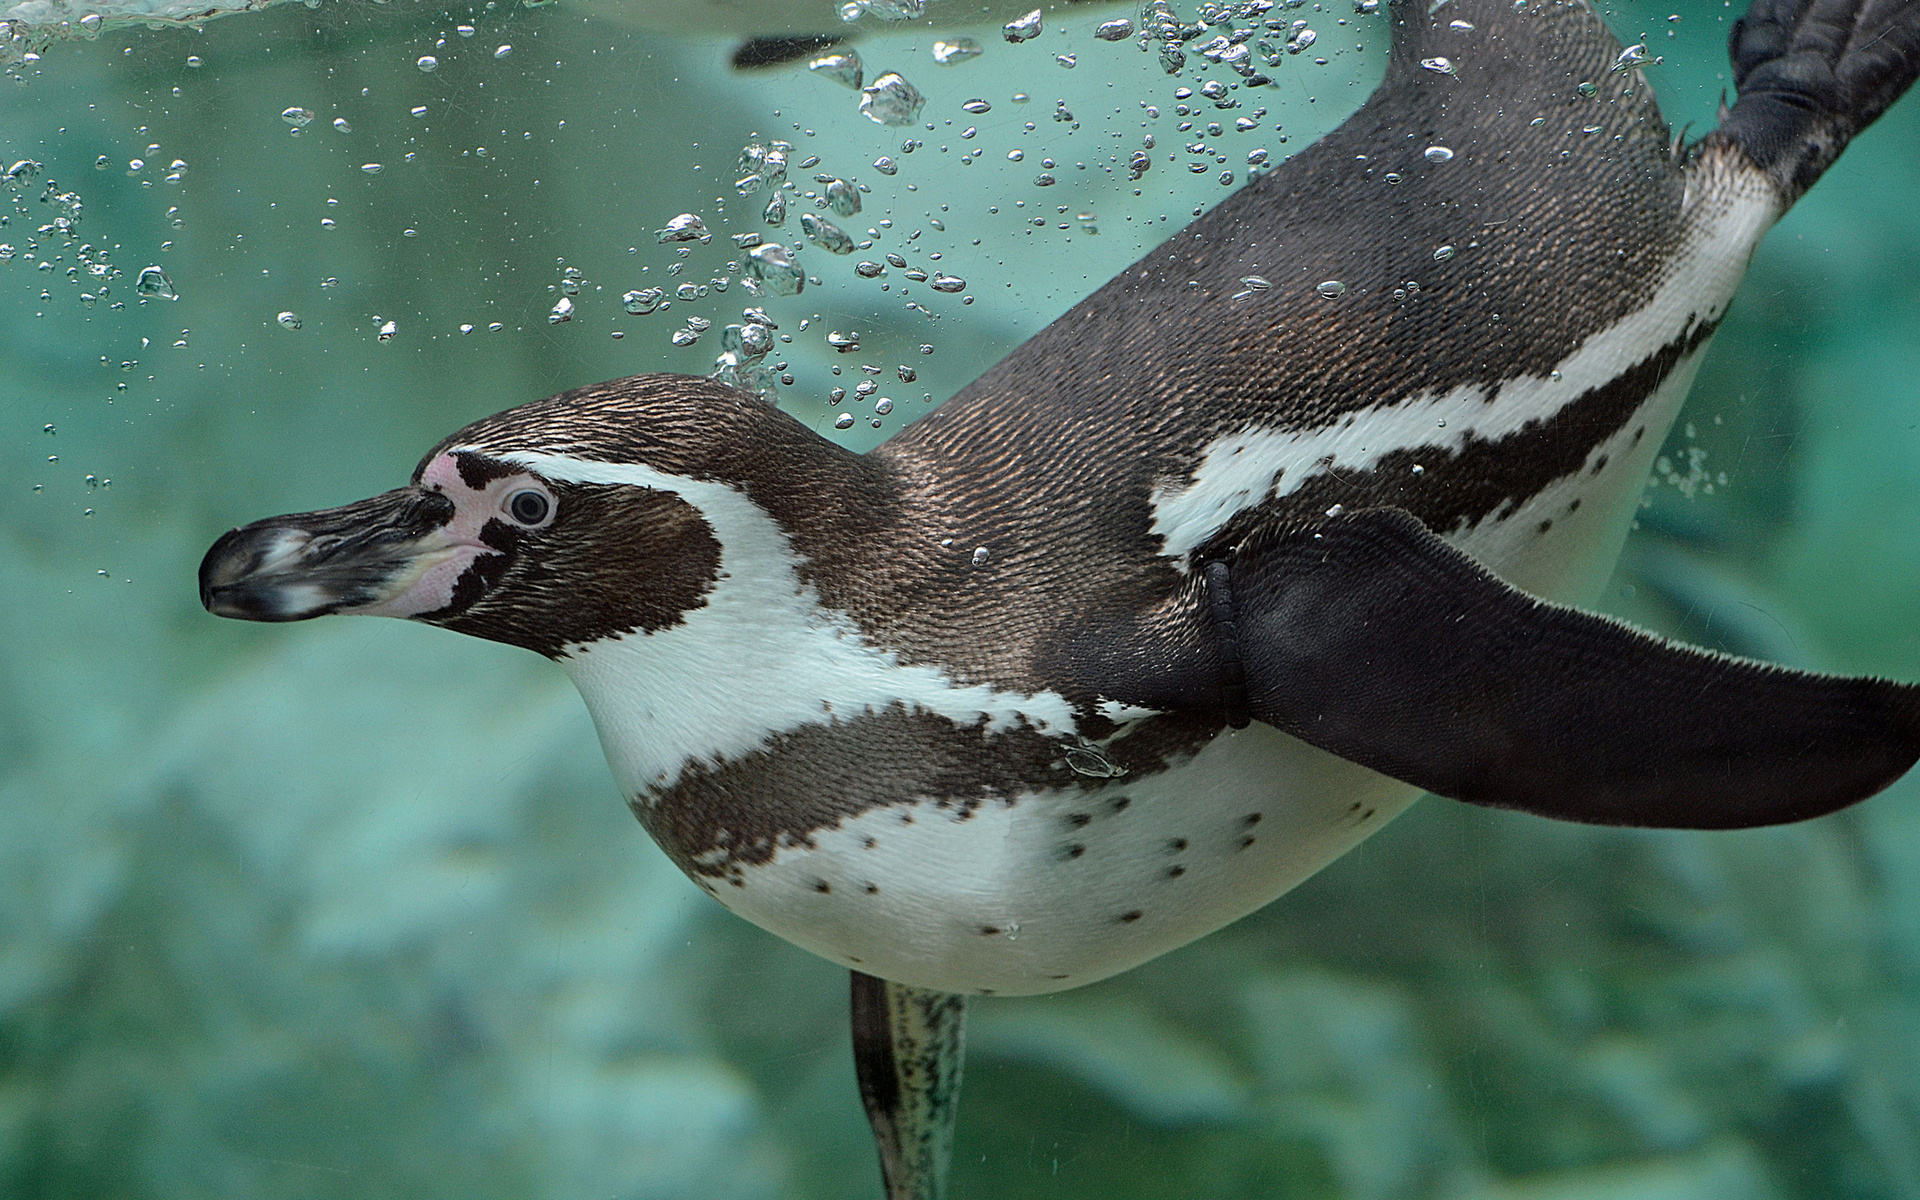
[5,0,1920,1195]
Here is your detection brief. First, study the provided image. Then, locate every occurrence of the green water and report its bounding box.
[3,1,1919,1197]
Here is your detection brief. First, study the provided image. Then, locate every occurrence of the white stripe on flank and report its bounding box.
[492,451,1078,797]
[1148,173,1779,565]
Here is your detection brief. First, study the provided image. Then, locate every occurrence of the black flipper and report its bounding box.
[1714,0,1920,202]
[850,971,968,1200]
[1212,508,1920,829]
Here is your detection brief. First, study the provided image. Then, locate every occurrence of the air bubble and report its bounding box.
[657,213,712,244]
[1315,279,1347,299]
[861,73,926,127]
[1003,8,1043,42]
[276,310,301,329]
[933,38,982,64]
[810,50,864,89]
[1423,145,1454,162]
[417,55,438,72]
[134,266,177,300]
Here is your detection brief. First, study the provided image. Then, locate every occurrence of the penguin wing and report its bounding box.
[1207,507,1920,829]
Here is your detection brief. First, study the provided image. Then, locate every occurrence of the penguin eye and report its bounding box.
[506,488,552,526]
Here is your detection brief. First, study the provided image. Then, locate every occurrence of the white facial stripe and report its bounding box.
[1149,173,1780,564]
[496,450,1078,795]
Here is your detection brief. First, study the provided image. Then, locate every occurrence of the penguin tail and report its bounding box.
[1713,0,1920,204]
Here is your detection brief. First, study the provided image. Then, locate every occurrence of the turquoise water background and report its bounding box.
[4,0,1920,1196]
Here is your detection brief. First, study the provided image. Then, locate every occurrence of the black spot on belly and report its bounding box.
[1119,910,1144,923]
[1243,812,1263,826]
[1168,838,1189,853]
[849,955,863,964]
[1063,843,1087,860]
[1066,813,1092,828]
[1049,974,1071,981]
[1537,519,1553,534]
[1633,426,1645,444]
[1361,808,1376,821]
[1568,498,1582,512]
[864,883,879,894]
[1110,796,1132,812]
[863,837,879,850]
[1592,455,1609,475]
[814,880,832,894]
[1240,835,1257,849]
[1168,865,1186,879]
[980,925,1001,936]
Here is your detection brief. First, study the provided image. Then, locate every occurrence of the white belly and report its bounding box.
[711,724,1418,995]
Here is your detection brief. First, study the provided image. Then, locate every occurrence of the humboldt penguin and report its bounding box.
[200,0,1920,1194]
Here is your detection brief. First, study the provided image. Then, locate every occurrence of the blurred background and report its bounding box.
[3,0,1919,1196]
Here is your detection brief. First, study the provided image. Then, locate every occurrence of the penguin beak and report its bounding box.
[200,486,461,622]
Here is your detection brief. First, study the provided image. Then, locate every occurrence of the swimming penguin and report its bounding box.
[199,0,1920,1194]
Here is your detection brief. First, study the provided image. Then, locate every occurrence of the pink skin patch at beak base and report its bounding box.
[350,451,539,619]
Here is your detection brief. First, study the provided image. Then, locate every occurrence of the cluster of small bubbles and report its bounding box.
[827,330,861,352]
[735,140,792,194]
[656,213,711,244]
[809,50,864,89]
[932,38,981,64]
[1056,53,1077,68]
[711,307,782,397]
[860,73,926,127]
[1003,8,1043,42]
[1390,279,1423,302]
[670,314,712,347]
[276,310,302,329]
[549,296,573,323]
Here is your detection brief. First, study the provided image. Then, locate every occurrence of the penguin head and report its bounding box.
[199,374,744,658]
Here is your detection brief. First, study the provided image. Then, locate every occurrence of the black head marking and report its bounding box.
[428,477,721,659]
